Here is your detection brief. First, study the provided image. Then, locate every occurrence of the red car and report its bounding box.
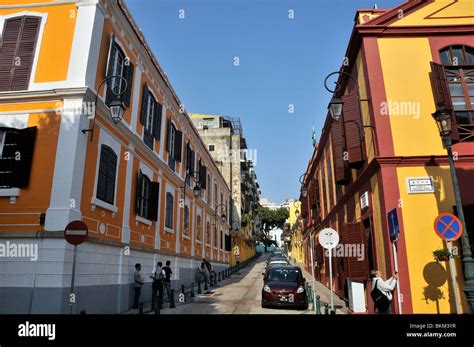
[261,265,308,310]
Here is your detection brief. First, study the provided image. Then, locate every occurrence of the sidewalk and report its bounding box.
[292,259,348,314]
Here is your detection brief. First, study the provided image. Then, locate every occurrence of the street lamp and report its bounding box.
[82,75,128,142]
[299,173,309,198]
[180,170,201,209]
[432,104,474,313]
[213,204,228,226]
[328,96,343,122]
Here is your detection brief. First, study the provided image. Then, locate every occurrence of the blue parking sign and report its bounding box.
[388,208,400,242]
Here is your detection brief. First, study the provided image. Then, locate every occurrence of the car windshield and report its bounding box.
[267,268,300,282]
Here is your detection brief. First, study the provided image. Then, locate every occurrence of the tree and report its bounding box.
[257,206,289,246]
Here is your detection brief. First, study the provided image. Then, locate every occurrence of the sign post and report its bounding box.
[308,233,317,314]
[434,213,463,314]
[318,228,339,313]
[64,220,88,315]
[388,208,402,314]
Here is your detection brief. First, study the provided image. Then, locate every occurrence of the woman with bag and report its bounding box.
[370,269,399,314]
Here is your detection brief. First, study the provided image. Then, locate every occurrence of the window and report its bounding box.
[166,120,182,170]
[196,214,202,241]
[208,144,215,151]
[207,174,211,203]
[185,141,195,186]
[214,225,218,247]
[214,183,218,208]
[432,45,474,142]
[135,170,159,221]
[165,192,174,229]
[140,84,162,149]
[206,221,211,245]
[183,205,190,237]
[0,126,36,188]
[96,145,117,205]
[0,16,41,92]
[198,159,207,190]
[105,39,134,107]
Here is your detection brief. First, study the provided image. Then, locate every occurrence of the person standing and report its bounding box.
[133,263,144,309]
[370,269,399,314]
[163,260,173,303]
[150,261,165,311]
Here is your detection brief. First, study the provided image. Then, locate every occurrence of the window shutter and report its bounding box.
[165,118,171,153]
[0,128,20,188]
[344,222,369,280]
[105,149,117,204]
[201,165,207,189]
[330,117,350,185]
[0,16,40,92]
[174,129,182,162]
[153,101,162,140]
[225,234,231,251]
[342,94,366,168]
[96,145,117,205]
[135,170,143,213]
[190,150,195,174]
[185,141,191,173]
[149,181,160,221]
[15,126,37,188]
[139,83,148,125]
[105,33,115,79]
[96,147,109,201]
[430,62,460,142]
[122,61,134,107]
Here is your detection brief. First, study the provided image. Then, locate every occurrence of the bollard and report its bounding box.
[181,284,186,301]
[80,310,86,315]
[330,309,336,315]
[197,278,202,294]
[218,271,221,282]
[170,289,176,308]
[190,282,195,298]
[324,303,329,315]
[155,302,160,315]
[138,302,143,315]
[316,295,321,314]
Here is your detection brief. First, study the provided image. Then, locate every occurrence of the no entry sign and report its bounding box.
[64,220,89,245]
[434,213,463,241]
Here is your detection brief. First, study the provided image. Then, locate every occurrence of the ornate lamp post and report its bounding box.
[299,173,309,198]
[180,170,201,209]
[432,104,474,313]
[82,75,128,142]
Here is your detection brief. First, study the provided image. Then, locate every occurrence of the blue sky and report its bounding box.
[126,0,403,204]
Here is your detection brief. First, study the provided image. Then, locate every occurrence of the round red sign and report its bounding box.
[64,220,89,245]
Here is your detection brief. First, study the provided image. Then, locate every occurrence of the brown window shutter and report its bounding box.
[149,181,159,221]
[15,126,37,188]
[135,170,143,214]
[96,145,117,205]
[0,16,40,92]
[344,222,369,281]
[165,118,171,153]
[330,118,349,185]
[174,129,182,162]
[342,94,366,168]
[201,165,207,189]
[122,61,134,107]
[430,62,459,142]
[139,83,148,125]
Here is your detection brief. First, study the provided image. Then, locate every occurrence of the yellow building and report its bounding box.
[286,200,305,264]
[300,0,474,314]
[0,0,231,313]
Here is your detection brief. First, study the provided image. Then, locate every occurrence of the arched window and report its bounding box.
[97,145,117,205]
[432,45,474,142]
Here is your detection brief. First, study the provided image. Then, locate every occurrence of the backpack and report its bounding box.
[370,280,390,312]
[154,268,165,282]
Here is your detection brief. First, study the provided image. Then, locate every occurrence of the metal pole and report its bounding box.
[69,245,78,314]
[328,247,334,312]
[444,136,474,313]
[447,241,461,314]
[308,233,317,314]
[392,242,402,314]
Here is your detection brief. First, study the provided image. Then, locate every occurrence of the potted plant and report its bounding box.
[433,249,452,262]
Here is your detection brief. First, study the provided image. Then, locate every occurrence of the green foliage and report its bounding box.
[433,248,452,262]
[258,206,289,236]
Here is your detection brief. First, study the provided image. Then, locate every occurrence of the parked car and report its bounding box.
[261,266,308,309]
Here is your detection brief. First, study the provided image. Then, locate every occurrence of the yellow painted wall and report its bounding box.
[397,166,468,313]
[378,37,446,157]
[370,174,388,278]
[390,0,474,27]
[0,4,77,82]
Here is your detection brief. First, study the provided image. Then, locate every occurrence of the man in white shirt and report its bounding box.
[370,269,399,314]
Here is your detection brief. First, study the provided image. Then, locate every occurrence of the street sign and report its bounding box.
[406,177,434,194]
[434,213,463,241]
[388,208,400,242]
[64,220,89,245]
[318,228,339,250]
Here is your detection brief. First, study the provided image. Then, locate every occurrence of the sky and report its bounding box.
[126,0,404,204]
